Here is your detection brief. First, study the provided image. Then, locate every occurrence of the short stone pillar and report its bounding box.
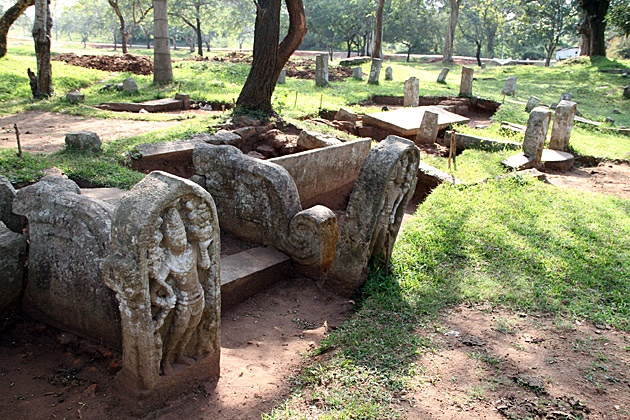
[122,77,138,93]
[437,68,449,83]
[404,77,420,107]
[0,175,24,233]
[385,66,393,80]
[277,68,287,84]
[549,100,577,151]
[523,107,552,166]
[175,93,191,110]
[66,91,85,104]
[104,171,221,413]
[368,58,383,85]
[352,67,363,80]
[525,96,541,112]
[416,110,439,144]
[316,54,329,87]
[501,76,517,96]
[65,131,102,153]
[459,66,474,96]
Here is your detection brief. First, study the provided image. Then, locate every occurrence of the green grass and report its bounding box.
[264,178,630,419]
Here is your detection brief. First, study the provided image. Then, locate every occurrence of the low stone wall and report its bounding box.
[441,131,521,151]
[269,139,372,209]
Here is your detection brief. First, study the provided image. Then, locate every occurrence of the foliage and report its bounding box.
[608,0,630,37]
[384,0,441,60]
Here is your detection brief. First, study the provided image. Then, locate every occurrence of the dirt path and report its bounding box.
[408,304,630,419]
[545,161,630,200]
[0,276,353,420]
[0,111,183,153]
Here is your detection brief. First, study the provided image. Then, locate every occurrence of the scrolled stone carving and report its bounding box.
[103,171,220,410]
[285,205,338,273]
[326,135,420,297]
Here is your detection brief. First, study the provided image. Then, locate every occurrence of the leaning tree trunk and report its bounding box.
[372,0,385,59]
[443,0,459,64]
[153,0,173,84]
[195,15,203,57]
[32,0,52,98]
[236,0,306,114]
[475,41,482,67]
[578,0,610,57]
[0,0,34,58]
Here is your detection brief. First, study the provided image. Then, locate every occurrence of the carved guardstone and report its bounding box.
[326,135,420,296]
[104,171,220,412]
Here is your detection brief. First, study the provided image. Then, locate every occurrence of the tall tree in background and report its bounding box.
[169,0,214,57]
[0,0,34,58]
[31,0,52,98]
[372,0,386,59]
[608,0,630,36]
[577,0,610,56]
[107,0,153,53]
[236,0,306,114]
[153,0,172,83]
[521,0,576,66]
[443,0,462,63]
[385,0,441,61]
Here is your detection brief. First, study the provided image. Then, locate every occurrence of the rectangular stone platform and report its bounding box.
[363,106,470,137]
[96,98,184,113]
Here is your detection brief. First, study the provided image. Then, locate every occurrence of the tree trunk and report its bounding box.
[32,0,52,98]
[578,0,610,57]
[121,31,129,53]
[347,41,351,58]
[406,44,411,62]
[475,41,481,67]
[113,30,118,50]
[0,0,34,58]
[153,0,173,84]
[141,25,151,49]
[443,0,459,64]
[372,0,385,59]
[236,0,306,114]
[195,8,203,57]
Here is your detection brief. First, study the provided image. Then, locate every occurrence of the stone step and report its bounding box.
[220,246,291,310]
[542,149,574,172]
[501,152,536,171]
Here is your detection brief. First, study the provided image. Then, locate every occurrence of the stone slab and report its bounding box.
[269,138,372,209]
[131,139,206,178]
[443,131,521,151]
[541,149,574,172]
[97,98,184,113]
[363,106,470,137]
[80,188,127,205]
[220,247,291,310]
[501,152,536,171]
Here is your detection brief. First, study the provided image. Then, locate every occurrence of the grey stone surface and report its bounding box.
[541,149,574,172]
[612,109,621,114]
[12,176,120,346]
[549,100,577,151]
[523,107,552,166]
[316,54,329,87]
[525,95,541,112]
[404,77,420,107]
[122,77,138,93]
[339,56,371,67]
[385,66,393,81]
[560,92,573,101]
[437,68,449,83]
[0,221,26,330]
[459,67,474,96]
[368,59,383,85]
[501,153,536,171]
[297,130,342,150]
[278,69,287,84]
[501,76,517,96]
[326,135,420,297]
[0,175,24,233]
[352,67,363,80]
[65,131,102,153]
[200,129,242,146]
[442,131,521,151]
[334,107,358,122]
[175,93,191,110]
[104,171,220,408]
[415,110,439,144]
[270,138,372,209]
[193,144,338,273]
[66,91,85,104]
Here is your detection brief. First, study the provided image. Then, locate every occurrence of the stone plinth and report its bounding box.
[316,54,329,87]
[385,67,393,80]
[278,68,287,84]
[65,131,102,153]
[525,96,541,112]
[404,77,420,107]
[352,67,363,80]
[459,67,474,96]
[549,100,577,151]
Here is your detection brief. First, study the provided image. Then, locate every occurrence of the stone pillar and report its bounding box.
[525,96,541,113]
[385,66,393,80]
[368,58,382,85]
[549,100,577,151]
[352,67,363,80]
[175,93,191,110]
[501,76,517,96]
[0,175,24,233]
[404,77,420,107]
[459,66,474,96]
[623,86,630,99]
[277,68,287,84]
[523,107,552,166]
[437,68,449,83]
[415,110,439,144]
[316,54,329,87]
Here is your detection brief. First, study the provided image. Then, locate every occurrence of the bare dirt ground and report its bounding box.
[0,276,353,420]
[545,161,630,200]
[408,303,630,420]
[0,111,184,153]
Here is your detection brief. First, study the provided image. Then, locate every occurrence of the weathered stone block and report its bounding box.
[297,130,341,150]
[12,176,120,346]
[0,222,26,330]
[549,100,577,151]
[122,77,138,93]
[0,175,24,233]
[316,54,329,87]
[437,67,449,83]
[525,96,541,113]
[66,91,85,104]
[368,59,383,85]
[277,68,287,84]
[404,77,419,107]
[459,67,474,96]
[174,93,191,110]
[501,76,517,96]
[65,131,102,153]
[202,129,242,146]
[334,107,358,122]
[415,110,439,144]
[385,66,393,81]
[326,136,420,296]
[352,67,363,80]
[104,171,220,412]
[523,107,552,166]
